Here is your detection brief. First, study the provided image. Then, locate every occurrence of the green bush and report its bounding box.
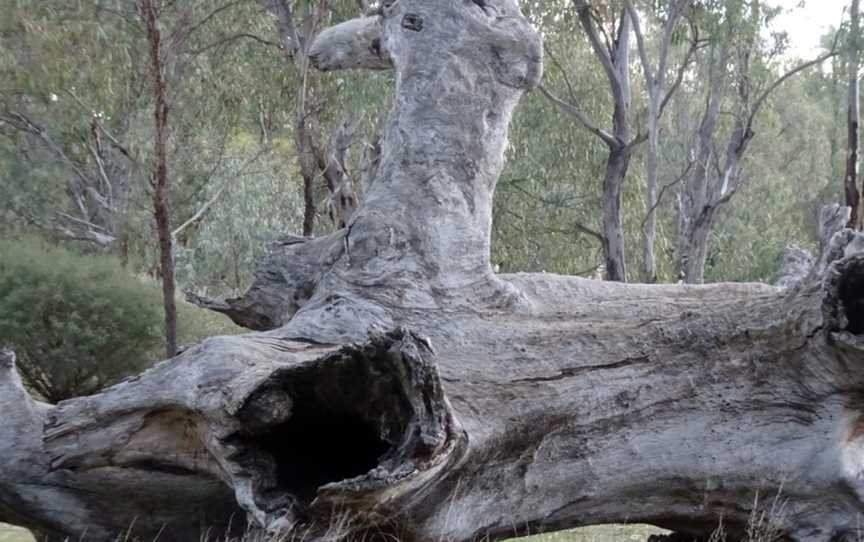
[0,239,164,402]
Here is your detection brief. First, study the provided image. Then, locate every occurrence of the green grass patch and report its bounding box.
[0,522,663,542]
[0,524,34,542]
[521,525,665,542]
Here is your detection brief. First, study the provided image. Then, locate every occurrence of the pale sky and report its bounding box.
[768,0,849,58]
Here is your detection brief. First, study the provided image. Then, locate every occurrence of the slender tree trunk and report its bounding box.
[626,0,692,284]
[847,0,861,228]
[605,13,633,282]
[142,0,177,358]
[683,211,714,283]
[642,108,660,283]
[567,1,636,282]
[675,78,720,282]
[603,144,631,282]
[269,0,353,238]
[675,16,833,284]
[295,63,318,238]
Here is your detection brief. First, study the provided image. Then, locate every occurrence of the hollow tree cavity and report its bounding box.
[2,2,864,542]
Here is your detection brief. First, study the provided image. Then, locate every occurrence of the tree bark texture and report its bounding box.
[4,3,864,542]
[142,0,178,358]
[674,18,834,284]
[626,0,693,284]
[570,0,637,282]
[847,0,861,229]
[602,145,632,282]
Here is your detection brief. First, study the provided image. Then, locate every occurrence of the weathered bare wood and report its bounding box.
[309,16,391,71]
[3,2,864,542]
[10,239,864,542]
[319,117,362,229]
[0,349,243,541]
[187,232,345,330]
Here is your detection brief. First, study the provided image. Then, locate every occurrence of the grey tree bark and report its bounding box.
[540,0,642,282]
[141,0,179,358]
[674,10,836,284]
[847,0,861,229]
[3,3,864,542]
[625,0,696,283]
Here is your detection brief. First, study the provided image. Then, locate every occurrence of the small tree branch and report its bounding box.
[747,49,839,135]
[0,110,94,191]
[624,0,654,99]
[549,222,606,243]
[175,0,245,44]
[572,0,624,95]
[659,18,702,117]
[187,33,282,56]
[538,84,618,148]
[640,160,694,229]
[171,184,227,242]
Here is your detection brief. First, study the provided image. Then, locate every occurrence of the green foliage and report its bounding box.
[174,139,307,297]
[0,238,163,401]
[0,0,853,296]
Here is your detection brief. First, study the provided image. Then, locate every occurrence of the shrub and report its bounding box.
[0,239,163,402]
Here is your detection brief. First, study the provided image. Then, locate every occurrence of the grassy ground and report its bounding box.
[526,525,664,542]
[0,524,33,542]
[0,523,663,542]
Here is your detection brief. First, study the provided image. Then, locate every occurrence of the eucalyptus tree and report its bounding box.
[624,0,698,283]
[263,0,377,235]
[485,1,612,277]
[672,0,837,284]
[540,0,642,282]
[139,0,179,356]
[0,0,295,355]
[138,0,285,356]
[0,0,145,254]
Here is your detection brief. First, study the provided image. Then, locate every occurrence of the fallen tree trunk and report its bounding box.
[3,2,864,541]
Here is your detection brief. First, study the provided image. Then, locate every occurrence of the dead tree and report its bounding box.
[3,2,864,542]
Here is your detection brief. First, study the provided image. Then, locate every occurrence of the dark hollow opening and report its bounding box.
[839,261,864,335]
[254,402,391,502]
[236,352,412,504]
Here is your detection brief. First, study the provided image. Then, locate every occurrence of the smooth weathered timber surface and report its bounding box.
[3,2,864,542]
